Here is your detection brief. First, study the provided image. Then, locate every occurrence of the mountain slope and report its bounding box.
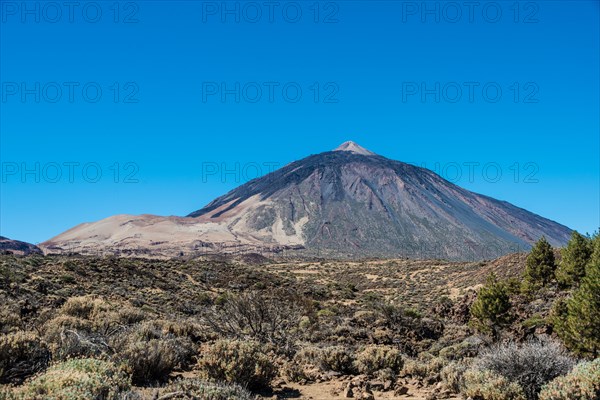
[0,236,43,255]
[42,142,572,259]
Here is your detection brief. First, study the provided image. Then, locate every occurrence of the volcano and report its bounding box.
[42,141,572,259]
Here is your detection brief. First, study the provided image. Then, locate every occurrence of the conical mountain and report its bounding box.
[42,142,572,259]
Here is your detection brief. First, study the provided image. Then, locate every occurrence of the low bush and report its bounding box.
[440,359,472,393]
[60,296,109,320]
[160,378,254,400]
[198,340,276,390]
[203,290,302,352]
[539,358,600,400]
[354,345,403,376]
[474,339,575,400]
[462,368,526,400]
[2,358,131,400]
[112,322,196,385]
[295,345,356,374]
[401,355,445,380]
[43,316,109,361]
[0,331,50,384]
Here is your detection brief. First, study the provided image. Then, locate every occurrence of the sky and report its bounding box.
[1,0,599,244]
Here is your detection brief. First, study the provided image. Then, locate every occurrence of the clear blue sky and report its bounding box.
[1,0,598,244]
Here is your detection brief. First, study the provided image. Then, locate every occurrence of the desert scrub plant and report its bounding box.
[474,339,575,400]
[462,368,526,400]
[2,358,131,400]
[203,290,303,353]
[400,355,446,380]
[0,331,50,384]
[111,321,197,385]
[538,358,600,400]
[60,296,110,320]
[197,340,276,390]
[160,378,254,400]
[294,345,356,375]
[354,345,403,376]
[440,359,472,393]
[0,297,22,334]
[42,315,109,360]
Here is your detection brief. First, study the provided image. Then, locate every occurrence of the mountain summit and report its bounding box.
[42,143,572,259]
[333,141,376,156]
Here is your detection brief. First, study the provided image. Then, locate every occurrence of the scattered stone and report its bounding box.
[368,380,384,391]
[383,380,394,391]
[395,385,409,396]
[343,383,354,398]
[326,371,342,379]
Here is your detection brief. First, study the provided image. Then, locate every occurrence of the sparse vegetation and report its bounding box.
[0,250,597,399]
[1,358,131,400]
[539,358,600,400]
[472,339,575,400]
[462,368,527,400]
[159,378,254,400]
[197,339,276,390]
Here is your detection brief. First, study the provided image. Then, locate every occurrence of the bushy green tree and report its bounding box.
[556,231,592,287]
[470,273,512,335]
[523,236,556,292]
[554,258,600,357]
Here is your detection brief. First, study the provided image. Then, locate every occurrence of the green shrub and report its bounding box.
[354,345,403,376]
[462,368,526,400]
[160,378,254,400]
[3,358,131,400]
[0,331,50,384]
[470,274,512,334]
[539,358,600,400]
[198,340,276,390]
